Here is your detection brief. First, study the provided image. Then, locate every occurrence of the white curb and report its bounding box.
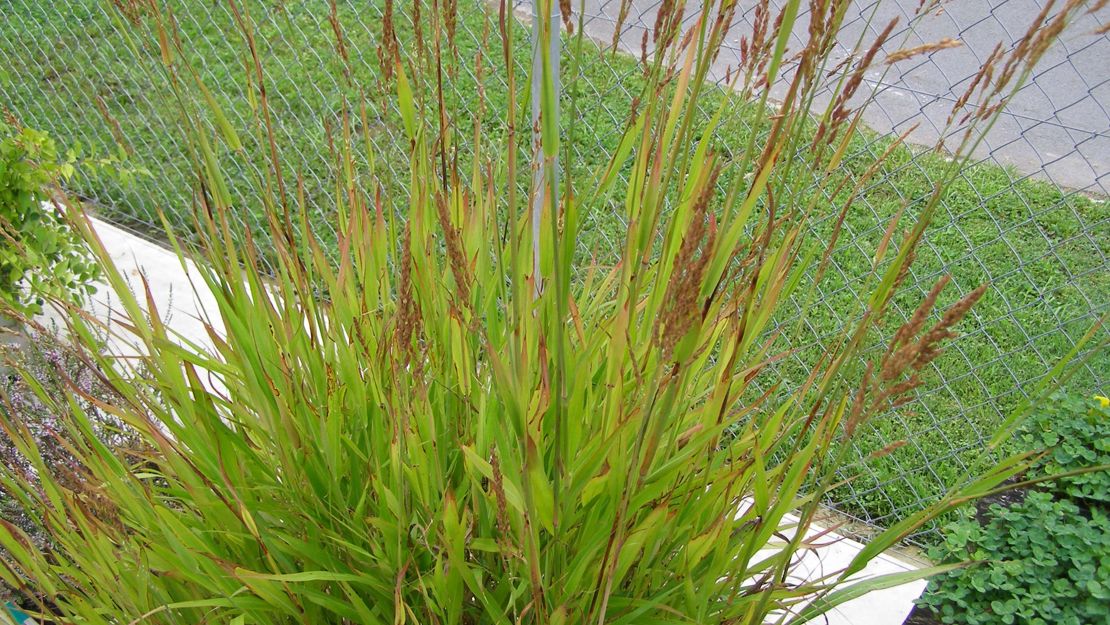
[36,218,221,357]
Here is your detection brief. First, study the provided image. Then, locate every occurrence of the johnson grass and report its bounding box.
[4,0,1109,622]
[0,0,1106,540]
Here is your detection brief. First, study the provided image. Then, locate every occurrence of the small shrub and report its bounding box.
[0,119,98,315]
[918,395,1110,625]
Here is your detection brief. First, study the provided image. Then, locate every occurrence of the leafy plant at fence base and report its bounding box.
[921,493,1109,625]
[0,1,1102,623]
[0,120,99,315]
[1016,392,1110,502]
[917,395,1110,625]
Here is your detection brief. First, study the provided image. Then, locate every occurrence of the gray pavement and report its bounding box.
[525,0,1109,192]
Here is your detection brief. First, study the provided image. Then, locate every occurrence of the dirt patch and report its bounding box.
[902,605,943,625]
[973,479,1028,525]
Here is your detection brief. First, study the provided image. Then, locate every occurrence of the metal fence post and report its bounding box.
[530,0,560,296]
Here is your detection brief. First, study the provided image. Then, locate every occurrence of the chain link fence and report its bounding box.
[1,0,1106,545]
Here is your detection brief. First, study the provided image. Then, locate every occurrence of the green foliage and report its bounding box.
[919,395,1110,624]
[2,1,1107,538]
[0,121,98,315]
[924,493,1109,625]
[0,331,141,604]
[0,1,1097,624]
[1018,393,1110,503]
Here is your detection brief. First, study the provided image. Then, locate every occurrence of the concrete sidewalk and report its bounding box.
[36,218,221,358]
[520,0,1108,192]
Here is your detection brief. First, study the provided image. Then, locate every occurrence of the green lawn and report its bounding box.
[1,0,1106,542]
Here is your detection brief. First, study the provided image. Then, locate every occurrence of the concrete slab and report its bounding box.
[783,516,926,624]
[35,217,221,358]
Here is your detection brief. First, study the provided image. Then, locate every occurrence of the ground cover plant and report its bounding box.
[913,394,1110,625]
[1,0,1107,540]
[0,0,1105,623]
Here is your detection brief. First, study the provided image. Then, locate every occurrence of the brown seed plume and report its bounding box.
[559,0,574,34]
[436,193,472,304]
[328,0,351,86]
[612,0,632,54]
[414,0,424,56]
[847,278,988,438]
[379,0,399,81]
[656,166,721,358]
[885,38,962,64]
[490,450,515,554]
[394,226,421,360]
[444,0,459,55]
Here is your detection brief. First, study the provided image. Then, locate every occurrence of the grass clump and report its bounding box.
[1,1,1107,538]
[0,1,1104,623]
[1,0,1106,540]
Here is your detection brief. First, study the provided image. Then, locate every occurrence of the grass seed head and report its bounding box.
[885,37,962,64]
[378,0,399,81]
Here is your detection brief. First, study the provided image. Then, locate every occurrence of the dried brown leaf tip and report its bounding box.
[885,38,962,64]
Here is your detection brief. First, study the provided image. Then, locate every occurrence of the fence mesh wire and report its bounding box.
[1,0,1106,545]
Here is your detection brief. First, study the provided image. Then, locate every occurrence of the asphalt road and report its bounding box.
[529,0,1109,192]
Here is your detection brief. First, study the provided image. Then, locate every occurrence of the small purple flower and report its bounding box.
[2,330,142,594]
